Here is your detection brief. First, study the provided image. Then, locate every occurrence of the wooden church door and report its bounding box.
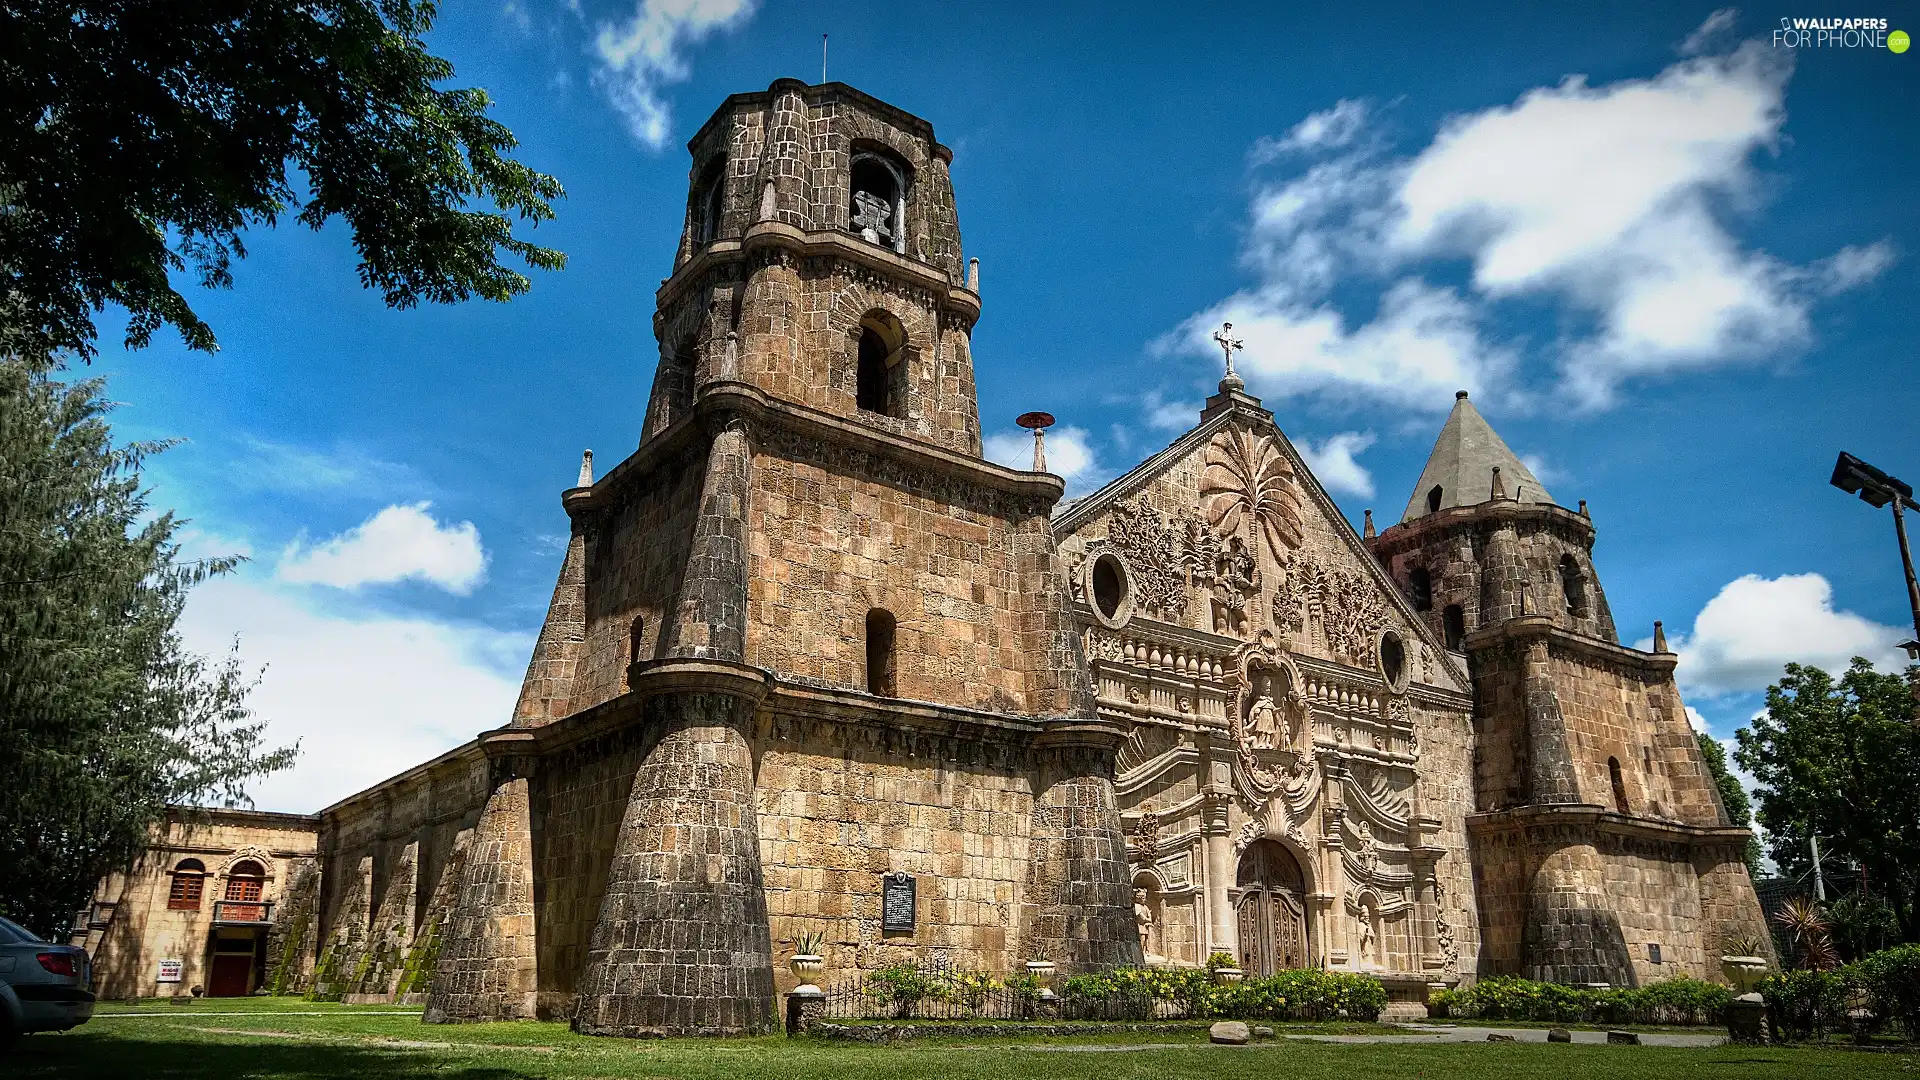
[1235,840,1309,976]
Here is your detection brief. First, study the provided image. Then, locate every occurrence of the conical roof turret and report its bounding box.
[1401,391,1554,523]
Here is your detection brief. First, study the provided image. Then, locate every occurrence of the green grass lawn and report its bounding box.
[9,996,1913,1079]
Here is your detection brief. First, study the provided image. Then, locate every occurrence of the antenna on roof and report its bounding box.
[822,34,828,83]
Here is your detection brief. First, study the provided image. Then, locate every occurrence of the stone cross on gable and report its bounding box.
[1212,322,1244,389]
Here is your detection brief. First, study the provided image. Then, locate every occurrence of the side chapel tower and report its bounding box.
[1367,391,1771,985]
[422,81,1139,1037]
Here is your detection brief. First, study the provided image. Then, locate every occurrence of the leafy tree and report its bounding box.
[1695,730,1763,877]
[1736,660,1920,941]
[0,359,296,938]
[1,0,565,362]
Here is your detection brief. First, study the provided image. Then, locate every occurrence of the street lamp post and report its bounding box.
[1830,451,1920,720]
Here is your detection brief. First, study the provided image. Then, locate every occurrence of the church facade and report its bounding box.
[78,81,1770,1032]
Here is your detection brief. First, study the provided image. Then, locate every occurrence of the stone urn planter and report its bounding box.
[789,953,825,995]
[1027,959,1058,1001]
[1720,955,1770,1045]
[1212,966,1245,986]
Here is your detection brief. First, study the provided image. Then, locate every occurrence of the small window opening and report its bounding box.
[629,616,647,664]
[850,150,907,254]
[1442,605,1466,650]
[1560,555,1588,618]
[169,859,206,911]
[857,327,891,414]
[1409,567,1433,611]
[224,860,265,902]
[1380,631,1407,690]
[1092,554,1126,620]
[1608,757,1629,814]
[866,609,897,697]
[693,157,726,245]
[1426,485,1443,514]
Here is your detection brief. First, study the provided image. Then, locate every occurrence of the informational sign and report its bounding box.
[157,959,183,983]
[881,872,916,933]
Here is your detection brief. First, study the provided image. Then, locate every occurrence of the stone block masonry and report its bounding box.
[423,770,538,1022]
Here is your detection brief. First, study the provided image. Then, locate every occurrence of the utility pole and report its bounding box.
[1811,835,1826,902]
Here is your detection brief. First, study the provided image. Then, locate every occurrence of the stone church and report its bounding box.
[78,80,1769,1034]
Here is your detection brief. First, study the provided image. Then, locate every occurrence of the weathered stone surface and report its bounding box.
[1547,1027,1572,1043]
[1209,1020,1251,1044]
[423,774,537,1023]
[1607,1029,1640,1045]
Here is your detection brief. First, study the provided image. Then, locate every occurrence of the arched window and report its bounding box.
[849,147,909,254]
[1379,630,1408,692]
[866,609,897,697]
[1426,485,1443,514]
[224,860,265,903]
[629,615,647,664]
[1442,605,1465,650]
[1608,757,1630,814]
[168,859,206,911]
[1560,555,1588,618]
[692,157,726,245]
[1409,567,1433,611]
[854,310,907,418]
[1092,554,1127,620]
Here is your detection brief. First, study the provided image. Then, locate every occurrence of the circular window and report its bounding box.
[1378,629,1409,694]
[1085,551,1133,629]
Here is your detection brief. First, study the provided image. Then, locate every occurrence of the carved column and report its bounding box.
[1201,787,1236,961]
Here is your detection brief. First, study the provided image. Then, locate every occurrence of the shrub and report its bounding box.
[1759,968,1851,1042]
[1060,965,1384,1022]
[1428,975,1729,1026]
[1857,944,1920,1038]
[864,965,950,1019]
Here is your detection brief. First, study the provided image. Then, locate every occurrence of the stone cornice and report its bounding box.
[571,378,1064,519]
[1467,804,1753,846]
[763,681,1044,744]
[1463,616,1677,676]
[316,739,485,819]
[659,221,979,322]
[687,80,940,156]
[1371,499,1596,557]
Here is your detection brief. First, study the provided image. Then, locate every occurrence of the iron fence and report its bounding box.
[815,960,1197,1022]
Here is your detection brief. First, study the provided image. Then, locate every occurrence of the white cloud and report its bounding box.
[1171,278,1509,409]
[593,0,756,147]
[1252,99,1370,162]
[1296,432,1377,499]
[1168,41,1891,412]
[985,425,1101,494]
[278,503,488,594]
[1679,8,1739,55]
[179,574,529,813]
[1647,572,1909,697]
[1141,391,1200,433]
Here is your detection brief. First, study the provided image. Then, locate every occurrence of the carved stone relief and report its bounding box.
[1199,428,1304,563]
[1106,501,1190,622]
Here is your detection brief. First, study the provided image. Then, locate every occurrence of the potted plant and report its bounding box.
[790,930,827,993]
[1206,951,1244,985]
[1026,958,1058,1001]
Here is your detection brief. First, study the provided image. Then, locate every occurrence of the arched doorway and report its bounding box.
[1236,840,1309,975]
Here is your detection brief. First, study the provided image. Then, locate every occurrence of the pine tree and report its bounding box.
[0,357,295,938]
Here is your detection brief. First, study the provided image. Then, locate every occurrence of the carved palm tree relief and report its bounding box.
[1200,429,1304,562]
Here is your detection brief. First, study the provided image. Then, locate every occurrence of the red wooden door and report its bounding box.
[208,953,252,997]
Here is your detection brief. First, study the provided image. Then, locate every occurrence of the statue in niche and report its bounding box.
[1210,534,1261,636]
[1133,887,1157,956]
[1358,914,1378,968]
[1246,688,1282,750]
[852,189,893,245]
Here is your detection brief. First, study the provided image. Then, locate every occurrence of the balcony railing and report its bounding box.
[211,899,273,925]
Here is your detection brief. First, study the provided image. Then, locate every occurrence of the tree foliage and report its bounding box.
[0,0,565,361]
[1695,729,1763,877]
[0,358,296,937]
[1736,659,1920,941]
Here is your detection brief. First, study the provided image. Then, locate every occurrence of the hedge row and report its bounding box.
[1760,943,1920,1042]
[1059,966,1387,1022]
[1428,975,1731,1026]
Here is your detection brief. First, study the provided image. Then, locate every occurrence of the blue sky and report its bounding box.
[85,1,1920,812]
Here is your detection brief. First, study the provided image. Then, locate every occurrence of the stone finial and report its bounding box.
[1491,465,1507,501]
[1363,509,1376,539]
[1579,499,1590,517]
[578,449,594,488]
[966,257,979,292]
[1652,621,1669,653]
[759,180,777,221]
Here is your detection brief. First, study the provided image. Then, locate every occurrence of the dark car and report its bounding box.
[0,916,93,1051]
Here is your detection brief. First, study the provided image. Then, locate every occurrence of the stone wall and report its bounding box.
[756,712,1038,983]
[744,428,1061,713]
